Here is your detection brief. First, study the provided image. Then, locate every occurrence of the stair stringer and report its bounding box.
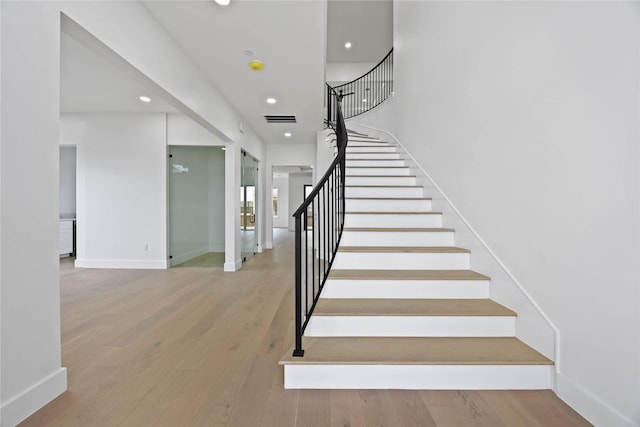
[346,122,558,378]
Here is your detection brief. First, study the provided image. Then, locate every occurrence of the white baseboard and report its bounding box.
[74,259,168,269]
[224,259,242,272]
[1,368,67,427]
[556,373,639,427]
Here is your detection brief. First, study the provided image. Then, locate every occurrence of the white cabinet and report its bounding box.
[59,219,75,256]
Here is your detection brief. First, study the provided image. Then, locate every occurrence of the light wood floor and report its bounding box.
[21,230,592,427]
[173,252,225,269]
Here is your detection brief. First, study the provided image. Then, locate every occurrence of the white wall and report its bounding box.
[326,62,376,86]
[1,3,66,426]
[347,96,397,136]
[394,2,640,426]
[288,173,313,231]
[272,176,290,228]
[167,113,225,147]
[62,113,167,269]
[59,146,76,218]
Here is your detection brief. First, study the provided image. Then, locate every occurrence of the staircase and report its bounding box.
[280,133,553,389]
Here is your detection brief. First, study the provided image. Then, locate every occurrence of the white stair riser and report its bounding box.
[346,167,412,176]
[346,187,424,198]
[346,176,417,186]
[346,153,403,160]
[340,231,454,247]
[346,159,407,167]
[332,252,470,270]
[305,316,515,337]
[284,365,553,390]
[321,279,490,299]
[344,214,442,228]
[347,146,398,153]
[346,198,432,212]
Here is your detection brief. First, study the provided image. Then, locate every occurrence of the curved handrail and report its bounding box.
[291,85,347,357]
[329,48,393,120]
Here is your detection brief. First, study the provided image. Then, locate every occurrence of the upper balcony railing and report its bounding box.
[327,48,393,121]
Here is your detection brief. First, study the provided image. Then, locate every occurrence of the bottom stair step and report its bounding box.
[280,337,554,390]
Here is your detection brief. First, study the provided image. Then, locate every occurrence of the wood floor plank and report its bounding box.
[388,389,438,427]
[261,365,300,427]
[359,390,402,427]
[478,391,545,427]
[329,390,367,427]
[297,390,331,427]
[513,390,594,427]
[452,390,507,427]
[420,390,458,408]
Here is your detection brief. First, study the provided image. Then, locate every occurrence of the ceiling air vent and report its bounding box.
[264,115,297,124]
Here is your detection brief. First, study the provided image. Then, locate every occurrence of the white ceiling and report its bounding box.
[60,32,179,114]
[327,0,393,64]
[60,0,393,146]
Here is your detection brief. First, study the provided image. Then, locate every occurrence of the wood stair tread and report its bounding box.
[346,211,442,215]
[345,197,432,200]
[280,337,553,365]
[343,227,454,232]
[338,246,469,254]
[346,185,422,188]
[346,175,417,178]
[347,148,400,154]
[346,166,408,168]
[329,269,490,281]
[314,299,516,317]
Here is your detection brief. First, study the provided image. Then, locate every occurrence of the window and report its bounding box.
[272,188,279,217]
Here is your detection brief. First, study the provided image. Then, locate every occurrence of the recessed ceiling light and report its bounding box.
[284,132,292,137]
[214,0,230,5]
[344,42,352,49]
[139,96,151,103]
[266,97,277,104]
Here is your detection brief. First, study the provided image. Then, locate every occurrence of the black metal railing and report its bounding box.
[292,86,348,357]
[328,48,393,121]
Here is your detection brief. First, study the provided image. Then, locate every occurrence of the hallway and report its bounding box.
[21,230,590,426]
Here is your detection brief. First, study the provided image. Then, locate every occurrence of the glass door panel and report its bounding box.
[241,151,259,262]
